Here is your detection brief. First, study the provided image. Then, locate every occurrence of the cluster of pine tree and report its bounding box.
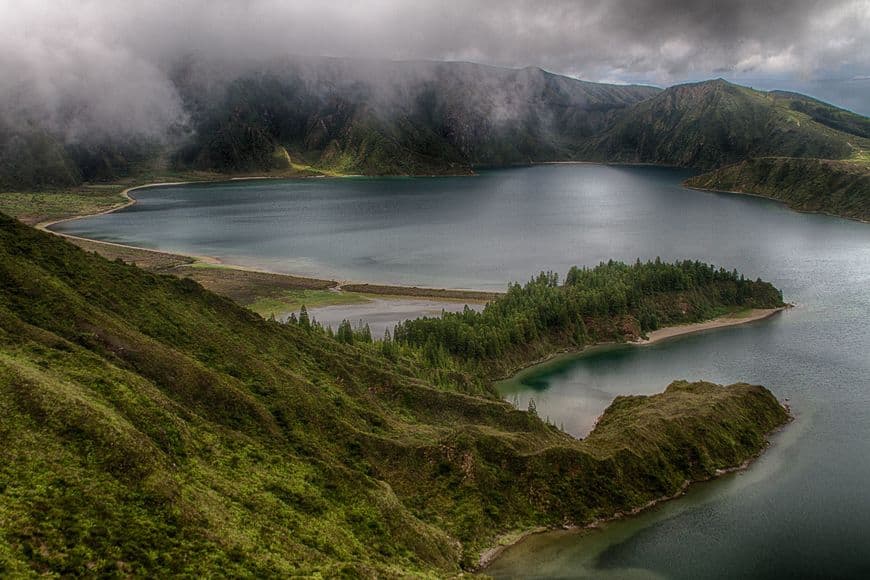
[276,260,782,385]
[284,306,374,345]
[392,259,783,367]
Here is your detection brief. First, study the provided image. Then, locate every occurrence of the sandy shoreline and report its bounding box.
[494,307,787,385]
[34,179,499,303]
[631,307,787,345]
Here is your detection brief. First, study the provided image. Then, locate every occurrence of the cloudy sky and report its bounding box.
[2,0,868,139]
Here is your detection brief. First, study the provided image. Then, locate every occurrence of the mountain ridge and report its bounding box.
[2,58,866,222]
[581,78,867,169]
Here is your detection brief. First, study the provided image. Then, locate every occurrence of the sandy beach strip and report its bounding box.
[632,307,787,346]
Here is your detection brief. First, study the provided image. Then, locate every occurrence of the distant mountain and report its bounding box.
[1,61,867,192]
[172,59,660,175]
[582,79,867,169]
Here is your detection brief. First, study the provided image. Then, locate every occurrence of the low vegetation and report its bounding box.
[686,156,870,222]
[248,289,368,318]
[0,185,129,226]
[0,213,789,575]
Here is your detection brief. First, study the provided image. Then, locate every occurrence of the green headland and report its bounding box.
[0,212,789,576]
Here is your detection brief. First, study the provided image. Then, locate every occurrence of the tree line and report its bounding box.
[282,259,783,375]
[392,259,782,364]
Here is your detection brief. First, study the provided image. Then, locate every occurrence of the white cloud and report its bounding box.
[1,0,867,140]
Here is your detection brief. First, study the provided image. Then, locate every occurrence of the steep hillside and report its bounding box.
[172,59,659,175]
[0,214,788,576]
[584,79,867,169]
[686,156,870,221]
[769,91,870,139]
[0,127,175,192]
[0,126,81,190]
[4,57,867,188]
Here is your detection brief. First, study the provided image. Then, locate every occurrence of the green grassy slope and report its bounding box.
[584,79,869,169]
[686,156,870,221]
[769,91,870,139]
[0,214,789,575]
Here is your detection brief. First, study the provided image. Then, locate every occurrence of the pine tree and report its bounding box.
[380,328,397,360]
[527,398,538,417]
[356,321,372,343]
[337,320,354,344]
[299,305,311,330]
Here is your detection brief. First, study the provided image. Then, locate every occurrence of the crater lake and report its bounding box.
[54,164,870,578]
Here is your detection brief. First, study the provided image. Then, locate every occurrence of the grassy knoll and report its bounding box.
[248,289,369,318]
[0,184,129,226]
[0,213,789,575]
[170,264,336,305]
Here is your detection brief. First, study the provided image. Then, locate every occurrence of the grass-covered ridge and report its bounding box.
[686,156,870,222]
[0,213,788,576]
[583,79,870,170]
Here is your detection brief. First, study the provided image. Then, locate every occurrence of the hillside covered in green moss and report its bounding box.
[686,156,870,222]
[0,213,790,576]
[581,79,870,170]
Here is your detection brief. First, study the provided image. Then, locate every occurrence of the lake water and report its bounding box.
[285,297,484,338]
[54,165,870,578]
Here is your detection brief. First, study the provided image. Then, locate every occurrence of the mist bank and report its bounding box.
[2,57,867,194]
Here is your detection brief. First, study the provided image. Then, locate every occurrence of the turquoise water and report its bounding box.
[54,165,870,578]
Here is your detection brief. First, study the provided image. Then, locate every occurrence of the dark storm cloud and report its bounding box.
[2,0,867,141]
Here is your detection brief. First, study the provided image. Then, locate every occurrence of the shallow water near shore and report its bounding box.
[284,296,484,337]
[54,164,870,577]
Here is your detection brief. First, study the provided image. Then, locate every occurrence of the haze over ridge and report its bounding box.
[2,0,868,143]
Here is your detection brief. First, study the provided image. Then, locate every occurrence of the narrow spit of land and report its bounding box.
[632,307,787,345]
